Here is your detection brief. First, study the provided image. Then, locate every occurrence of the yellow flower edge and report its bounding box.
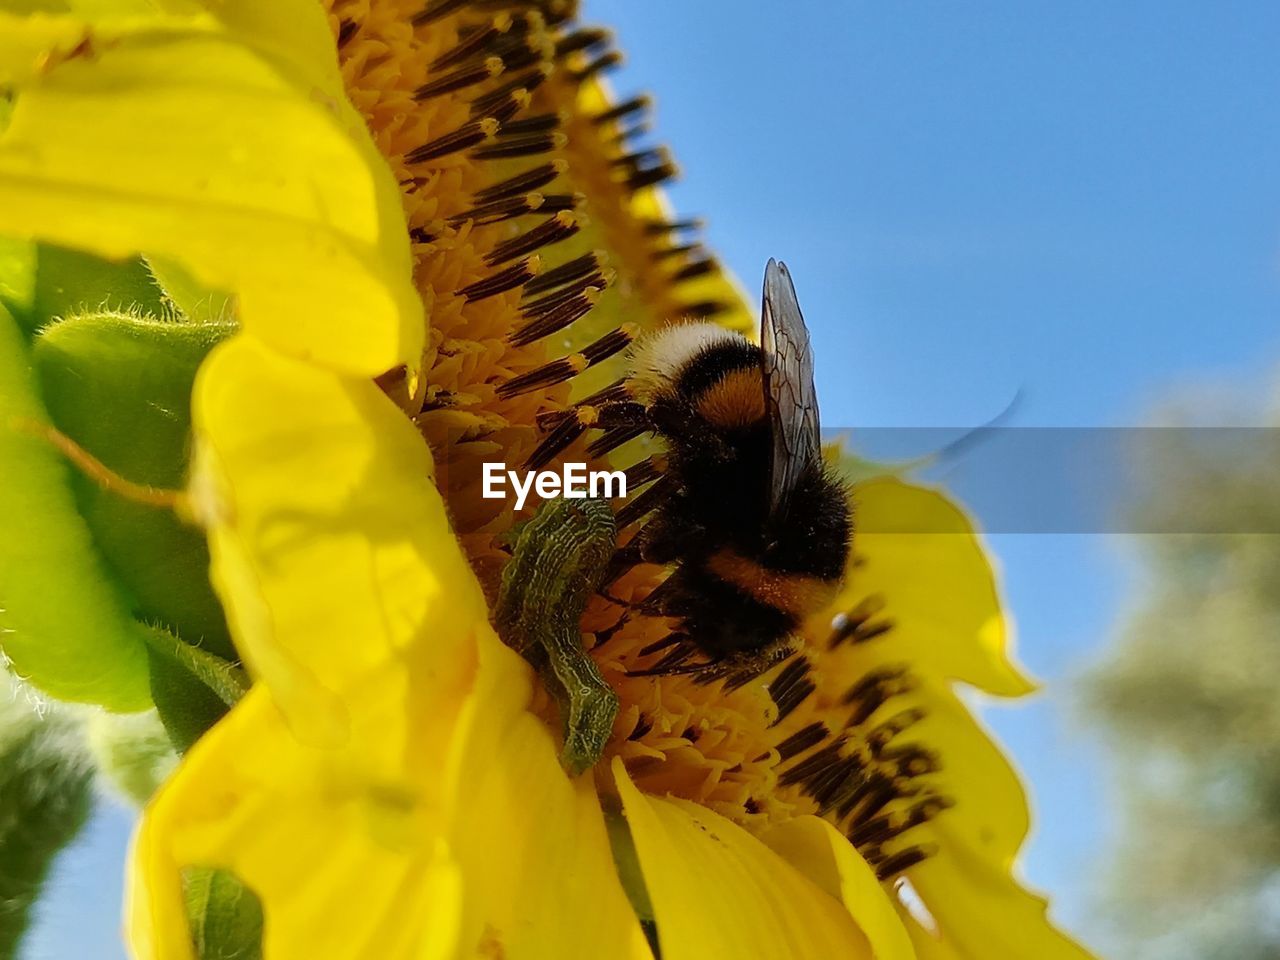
[0,3,423,376]
[841,477,1036,697]
[187,334,484,742]
[760,816,916,960]
[786,478,1097,957]
[616,757,899,960]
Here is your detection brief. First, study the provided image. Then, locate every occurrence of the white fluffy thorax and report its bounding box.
[627,322,747,402]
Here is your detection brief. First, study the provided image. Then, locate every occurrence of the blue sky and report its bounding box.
[568,1,1279,950]
[24,2,1280,956]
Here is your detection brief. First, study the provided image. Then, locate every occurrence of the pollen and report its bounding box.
[326,0,748,567]
[326,0,940,878]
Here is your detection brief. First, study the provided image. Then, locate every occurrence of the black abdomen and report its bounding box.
[636,338,852,660]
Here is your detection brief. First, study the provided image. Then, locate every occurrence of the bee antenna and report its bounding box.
[927,387,1024,468]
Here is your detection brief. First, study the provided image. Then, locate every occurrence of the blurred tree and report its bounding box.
[1084,394,1280,959]
[0,675,93,960]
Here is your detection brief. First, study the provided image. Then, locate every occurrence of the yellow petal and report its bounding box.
[137,332,647,957]
[127,687,467,960]
[444,638,653,960]
[614,759,873,960]
[905,818,1097,959]
[835,477,1034,696]
[761,816,916,960]
[190,1,352,102]
[813,664,1091,958]
[872,669,1031,873]
[902,921,958,960]
[130,646,649,959]
[190,334,483,741]
[0,6,422,374]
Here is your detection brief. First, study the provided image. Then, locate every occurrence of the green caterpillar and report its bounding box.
[496,497,620,775]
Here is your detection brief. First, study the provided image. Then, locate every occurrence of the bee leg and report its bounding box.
[623,637,698,676]
[637,631,687,656]
[594,398,649,428]
[627,655,768,686]
[636,573,684,617]
[647,641,698,673]
[611,488,665,535]
[591,612,630,649]
[633,506,707,568]
[696,640,799,690]
[625,653,721,678]
[599,535,688,616]
[598,541,646,600]
[599,593,640,611]
[599,484,685,607]
[615,476,674,530]
[585,398,651,458]
[596,529,655,599]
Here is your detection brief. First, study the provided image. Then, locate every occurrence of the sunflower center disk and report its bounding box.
[330,0,948,879]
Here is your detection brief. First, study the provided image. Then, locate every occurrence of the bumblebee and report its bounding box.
[528,259,852,682]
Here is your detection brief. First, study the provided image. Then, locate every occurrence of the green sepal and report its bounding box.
[183,867,264,960]
[146,255,236,326]
[142,625,246,754]
[33,311,237,661]
[146,646,230,754]
[143,625,249,708]
[0,683,94,960]
[0,237,168,338]
[0,304,152,710]
[29,243,166,339]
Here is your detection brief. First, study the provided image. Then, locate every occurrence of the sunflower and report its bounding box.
[0,2,1095,958]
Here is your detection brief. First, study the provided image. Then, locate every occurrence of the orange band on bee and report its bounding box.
[694,367,766,428]
[705,549,839,619]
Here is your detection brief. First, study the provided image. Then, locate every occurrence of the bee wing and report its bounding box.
[761,258,821,519]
